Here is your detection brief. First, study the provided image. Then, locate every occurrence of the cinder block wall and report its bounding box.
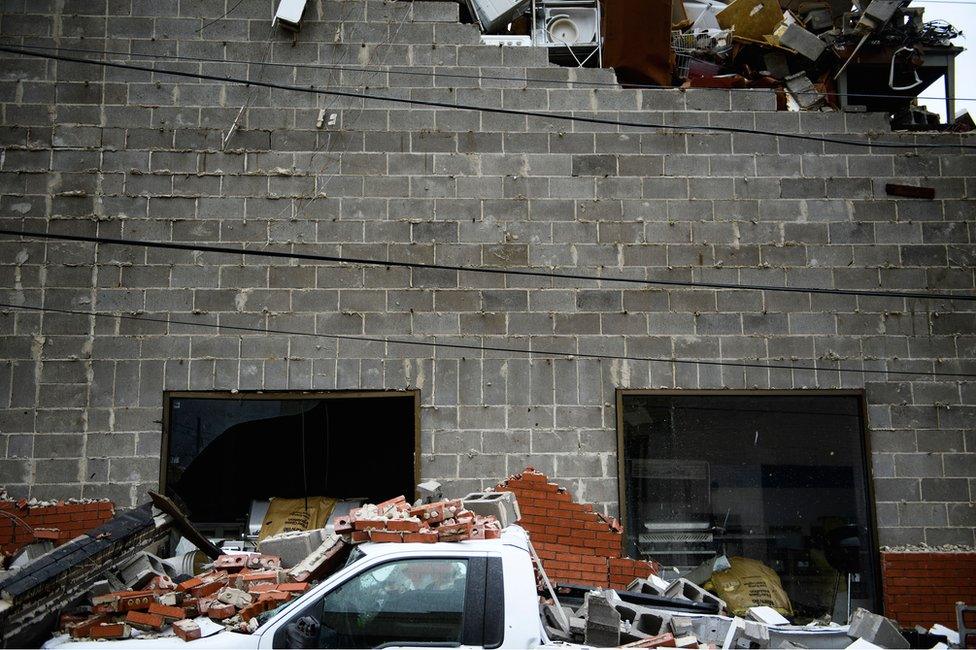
[0,0,974,550]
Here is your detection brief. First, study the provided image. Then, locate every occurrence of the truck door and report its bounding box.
[268,556,491,648]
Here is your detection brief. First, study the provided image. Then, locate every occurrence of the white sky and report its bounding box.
[913,0,974,121]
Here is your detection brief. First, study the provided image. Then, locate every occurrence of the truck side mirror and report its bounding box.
[283,615,320,649]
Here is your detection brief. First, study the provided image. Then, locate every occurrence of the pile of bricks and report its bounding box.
[59,551,318,641]
[333,495,503,543]
[0,494,115,558]
[494,467,659,589]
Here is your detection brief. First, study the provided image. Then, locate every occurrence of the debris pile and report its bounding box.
[545,580,961,648]
[0,492,115,567]
[57,549,323,641]
[51,494,506,643]
[463,0,964,127]
[332,494,504,543]
[669,0,964,124]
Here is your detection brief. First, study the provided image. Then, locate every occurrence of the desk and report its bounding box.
[835,44,962,117]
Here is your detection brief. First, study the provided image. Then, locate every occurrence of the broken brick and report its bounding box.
[125,610,165,632]
[148,602,186,621]
[332,516,353,534]
[90,623,130,640]
[173,619,201,642]
[386,518,422,532]
[239,600,273,621]
[403,530,439,543]
[277,582,309,593]
[148,575,177,592]
[67,614,112,639]
[368,529,403,543]
[178,576,204,592]
[207,602,236,620]
[213,554,248,572]
[190,577,228,598]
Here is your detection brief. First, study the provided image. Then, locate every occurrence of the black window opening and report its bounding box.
[618,391,879,622]
[162,391,419,534]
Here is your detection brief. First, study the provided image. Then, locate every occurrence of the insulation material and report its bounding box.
[601,0,673,86]
[704,556,794,617]
[716,0,783,40]
[257,497,336,541]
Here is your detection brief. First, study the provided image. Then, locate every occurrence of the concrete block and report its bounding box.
[848,608,909,649]
[585,593,622,647]
[747,606,790,625]
[118,552,169,589]
[663,578,727,613]
[461,491,520,528]
[626,578,665,596]
[257,528,326,569]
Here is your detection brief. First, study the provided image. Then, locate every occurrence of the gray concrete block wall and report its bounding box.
[0,0,974,548]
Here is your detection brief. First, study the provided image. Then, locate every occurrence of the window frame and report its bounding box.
[159,389,421,498]
[268,554,489,649]
[614,388,882,613]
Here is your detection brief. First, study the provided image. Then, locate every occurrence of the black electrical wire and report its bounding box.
[4,42,973,102]
[2,228,972,303]
[2,45,972,150]
[195,0,248,33]
[2,301,972,379]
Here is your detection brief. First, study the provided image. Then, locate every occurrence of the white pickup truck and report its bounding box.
[55,526,560,650]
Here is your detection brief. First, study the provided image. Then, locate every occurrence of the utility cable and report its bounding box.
[195,0,248,33]
[1,45,972,150]
[2,228,973,303]
[3,42,973,103]
[1,301,972,379]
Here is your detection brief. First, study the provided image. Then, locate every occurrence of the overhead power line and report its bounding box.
[3,42,973,103]
[2,229,973,303]
[1,302,972,379]
[1,45,972,151]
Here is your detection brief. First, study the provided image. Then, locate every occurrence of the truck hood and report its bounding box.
[43,630,256,650]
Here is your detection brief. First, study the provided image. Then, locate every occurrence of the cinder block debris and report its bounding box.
[462,491,521,528]
[584,593,621,647]
[748,606,790,626]
[848,608,910,649]
[257,528,327,569]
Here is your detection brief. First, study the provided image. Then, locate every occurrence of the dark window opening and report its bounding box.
[618,391,879,621]
[163,391,418,534]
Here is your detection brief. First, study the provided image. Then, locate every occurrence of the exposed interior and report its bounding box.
[163,392,418,536]
[620,392,879,621]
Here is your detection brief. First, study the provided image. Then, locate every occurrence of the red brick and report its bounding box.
[173,619,201,642]
[125,611,164,631]
[208,602,236,620]
[368,530,403,543]
[148,602,186,621]
[90,623,129,639]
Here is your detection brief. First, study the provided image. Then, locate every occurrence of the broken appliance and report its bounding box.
[532,0,603,67]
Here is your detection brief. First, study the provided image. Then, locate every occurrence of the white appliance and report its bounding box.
[543,7,598,46]
[531,0,602,66]
[275,0,307,31]
[465,0,532,33]
[480,35,533,46]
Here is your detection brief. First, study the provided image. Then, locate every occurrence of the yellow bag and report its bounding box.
[258,497,336,541]
[704,556,793,617]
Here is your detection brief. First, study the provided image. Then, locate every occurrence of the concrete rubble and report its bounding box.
[462,0,966,129]
[16,485,968,649]
[46,493,504,643]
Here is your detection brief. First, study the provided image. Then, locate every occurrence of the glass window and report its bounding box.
[620,392,878,621]
[314,559,469,648]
